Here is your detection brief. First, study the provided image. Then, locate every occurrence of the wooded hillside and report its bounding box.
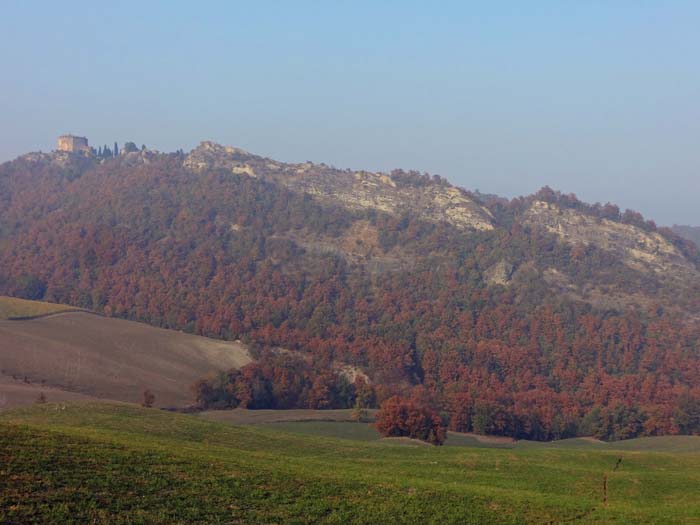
[2,146,700,440]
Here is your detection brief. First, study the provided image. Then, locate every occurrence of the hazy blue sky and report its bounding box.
[1,1,698,225]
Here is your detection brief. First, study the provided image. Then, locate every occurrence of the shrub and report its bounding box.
[142,389,155,408]
[375,395,446,445]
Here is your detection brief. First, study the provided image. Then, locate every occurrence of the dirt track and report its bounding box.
[200,408,379,425]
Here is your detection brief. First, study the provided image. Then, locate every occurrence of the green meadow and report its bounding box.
[2,402,700,524]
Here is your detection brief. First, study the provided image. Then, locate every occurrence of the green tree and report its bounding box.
[351,398,366,422]
[675,393,700,434]
[17,275,46,300]
[123,142,139,154]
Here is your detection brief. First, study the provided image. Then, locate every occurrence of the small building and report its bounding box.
[57,134,90,153]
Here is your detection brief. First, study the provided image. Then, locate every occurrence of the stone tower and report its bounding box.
[57,135,90,153]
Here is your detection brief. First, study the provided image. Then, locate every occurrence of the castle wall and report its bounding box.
[57,135,89,153]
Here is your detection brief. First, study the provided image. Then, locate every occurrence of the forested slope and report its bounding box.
[2,145,700,439]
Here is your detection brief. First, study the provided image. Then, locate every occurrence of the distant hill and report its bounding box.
[0,307,251,409]
[672,224,700,247]
[2,144,700,439]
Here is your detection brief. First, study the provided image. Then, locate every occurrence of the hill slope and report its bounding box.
[2,145,700,439]
[672,224,700,247]
[0,295,83,320]
[3,402,700,524]
[0,310,250,408]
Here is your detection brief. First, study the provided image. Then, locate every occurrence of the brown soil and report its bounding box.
[0,312,251,409]
[0,374,101,409]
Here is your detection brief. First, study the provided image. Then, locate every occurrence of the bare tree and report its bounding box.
[142,389,155,408]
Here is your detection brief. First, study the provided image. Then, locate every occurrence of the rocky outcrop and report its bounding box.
[484,260,514,286]
[183,141,259,175]
[17,150,95,171]
[524,200,695,275]
[279,166,494,231]
[184,142,494,232]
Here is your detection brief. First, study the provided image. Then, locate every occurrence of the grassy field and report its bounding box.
[260,422,516,448]
[0,296,80,320]
[262,421,381,442]
[259,420,700,452]
[2,403,700,524]
[204,411,517,448]
[201,407,378,425]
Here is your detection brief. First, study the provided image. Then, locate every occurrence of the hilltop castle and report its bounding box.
[57,134,90,153]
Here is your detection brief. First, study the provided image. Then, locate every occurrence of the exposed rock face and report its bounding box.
[524,200,695,275]
[184,142,494,231]
[112,149,159,168]
[18,148,157,171]
[484,260,514,286]
[17,150,94,171]
[179,142,700,312]
[280,167,494,231]
[5,141,700,321]
[184,141,259,175]
[17,151,52,163]
[335,364,371,385]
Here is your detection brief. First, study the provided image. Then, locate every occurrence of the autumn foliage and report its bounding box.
[375,396,446,445]
[3,153,700,441]
[192,352,370,411]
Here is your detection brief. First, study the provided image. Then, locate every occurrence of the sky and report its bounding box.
[1,1,698,225]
